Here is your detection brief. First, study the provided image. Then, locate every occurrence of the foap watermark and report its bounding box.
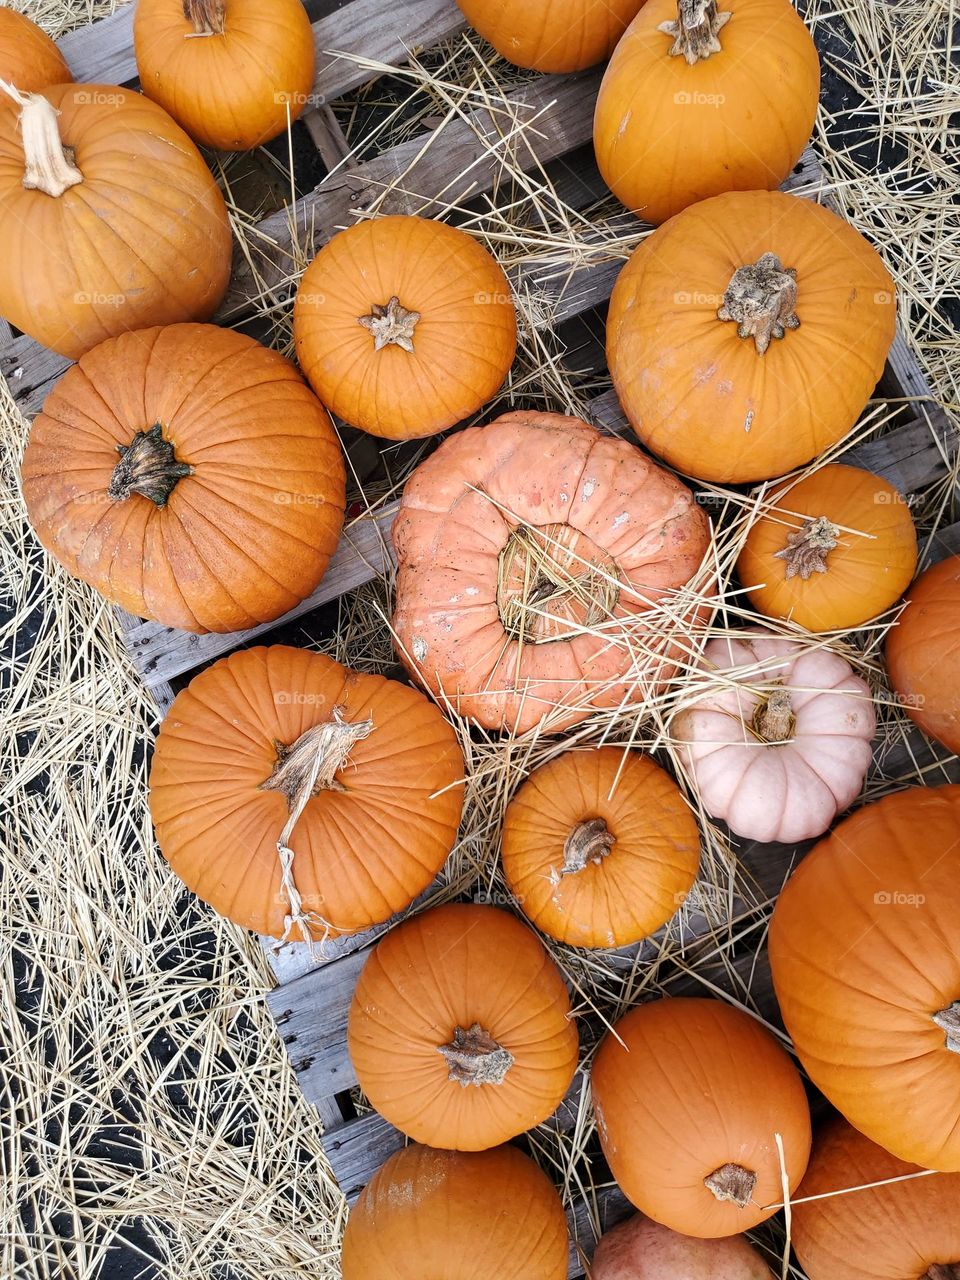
[72,89,125,107]
[674,290,724,307]
[474,889,524,907]
[274,492,328,506]
[673,90,726,108]
[474,290,514,306]
[274,91,327,108]
[297,292,326,307]
[874,890,925,907]
[874,290,894,305]
[874,489,922,507]
[891,690,926,710]
[274,691,328,707]
[74,291,127,307]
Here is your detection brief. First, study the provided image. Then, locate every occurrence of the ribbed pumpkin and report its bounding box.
[593,1212,774,1279]
[591,997,811,1237]
[150,646,465,942]
[342,1144,568,1279]
[501,747,700,948]
[607,190,896,483]
[791,1116,960,1280]
[347,903,579,1150]
[594,0,820,225]
[454,0,647,72]
[768,785,960,1172]
[0,84,231,359]
[22,324,345,633]
[738,464,918,632]
[392,411,711,734]
[0,9,71,91]
[294,215,517,440]
[886,555,960,755]
[134,0,316,151]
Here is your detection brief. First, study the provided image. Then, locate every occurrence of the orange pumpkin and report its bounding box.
[342,1143,568,1279]
[293,215,517,440]
[886,555,960,755]
[769,785,960,1172]
[593,0,820,225]
[347,903,579,1150]
[501,746,700,948]
[0,9,71,91]
[606,190,896,484]
[0,84,231,358]
[392,410,711,733]
[737,463,918,632]
[134,0,316,151]
[591,996,811,1237]
[22,324,345,633]
[454,0,647,72]
[149,646,464,942]
[791,1116,960,1280]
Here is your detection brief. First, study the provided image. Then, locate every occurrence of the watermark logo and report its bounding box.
[274,91,327,108]
[673,90,725,108]
[874,890,925,907]
[874,290,894,305]
[75,291,127,307]
[73,89,124,107]
[474,889,524,907]
[474,290,514,305]
[274,691,327,706]
[891,690,925,709]
[674,290,723,307]
[274,492,328,506]
[874,490,921,507]
[297,292,326,307]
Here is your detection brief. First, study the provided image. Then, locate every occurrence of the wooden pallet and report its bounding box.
[5,2,959,1274]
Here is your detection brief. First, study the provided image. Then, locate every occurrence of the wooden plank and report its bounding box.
[57,6,137,85]
[266,947,367,1096]
[568,1187,632,1275]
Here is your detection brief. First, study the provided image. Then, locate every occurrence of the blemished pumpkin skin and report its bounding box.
[591,997,812,1237]
[149,646,465,941]
[347,903,579,1151]
[592,1212,774,1280]
[134,0,316,152]
[593,0,820,226]
[454,0,647,72]
[672,631,875,843]
[791,1116,960,1280]
[0,9,72,92]
[22,324,345,633]
[738,464,918,633]
[500,746,700,948]
[341,1143,568,1280]
[606,190,897,484]
[294,216,517,440]
[886,555,960,756]
[768,785,960,1173]
[392,411,712,735]
[0,84,231,359]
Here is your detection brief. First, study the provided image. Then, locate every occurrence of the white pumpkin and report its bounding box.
[672,631,875,843]
[593,1212,773,1280]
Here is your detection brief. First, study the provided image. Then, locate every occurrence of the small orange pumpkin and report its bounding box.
[454,0,647,72]
[737,463,918,632]
[347,903,579,1150]
[0,9,71,91]
[294,215,517,440]
[342,1143,568,1279]
[886,555,960,755]
[501,746,700,948]
[149,646,465,942]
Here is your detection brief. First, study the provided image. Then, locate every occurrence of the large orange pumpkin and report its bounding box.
[134,0,316,151]
[501,746,700,948]
[886,555,960,755]
[591,996,811,1237]
[791,1116,960,1280]
[347,903,579,1150]
[769,786,960,1172]
[22,324,345,633]
[294,215,517,440]
[392,410,711,733]
[0,9,71,91]
[594,0,820,225]
[0,84,231,358]
[342,1143,568,1279]
[606,190,896,483]
[454,0,647,72]
[149,646,464,942]
[737,463,918,632]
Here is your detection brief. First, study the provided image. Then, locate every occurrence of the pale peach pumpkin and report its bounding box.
[593,1213,773,1279]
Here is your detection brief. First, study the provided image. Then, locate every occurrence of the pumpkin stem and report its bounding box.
[0,80,83,198]
[108,425,193,508]
[717,253,800,356]
[925,1266,960,1279]
[183,0,225,36]
[262,708,375,807]
[563,818,616,875]
[357,296,421,353]
[752,687,795,744]
[658,0,731,64]
[438,1022,515,1087]
[774,515,841,580]
[933,1001,960,1054]
[704,1162,757,1208]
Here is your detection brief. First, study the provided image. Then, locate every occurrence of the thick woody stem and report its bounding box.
[925,1266,960,1279]
[753,687,795,744]
[774,515,841,580]
[108,425,193,507]
[0,80,82,197]
[357,296,421,353]
[704,1162,757,1208]
[658,0,732,63]
[183,0,225,35]
[562,818,616,875]
[933,1001,960,1054]
[438,1023,515,1087]
[718,253,800,355]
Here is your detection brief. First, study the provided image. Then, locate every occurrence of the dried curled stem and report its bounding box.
[704,1162,757,1208]
[0,79,83,198]
[183,0,225,36]
[774,515,841,580]
[925,1265,960,1279]
[659,0,732,63]
[718,253,800,355]
[753,687,795,744]
[109,425,193,508]
[357,296,421,353]
[933,1001,960,1055]
[438,1023,515,1087]
[562,818,616,875]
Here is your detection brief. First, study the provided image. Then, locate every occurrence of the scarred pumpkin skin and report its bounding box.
[294,216,517,440]
[886,555,960,755]
[591,997,811,1237]
[768,786,960,1172]
[594,0,820,225]
[347,903,579,1151]
[738,463,918,632]
[0,9,71,91]
[592,1212,774,1279]
[392,411,712,734]
[501,747,700,948]
[607,191,897,484]
[149,646,465,940]
[454,0,647,72]
[134,0,316,151]
[22,324,345,633]
[342,1143,568,1279]
[791,1116,960,1280]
